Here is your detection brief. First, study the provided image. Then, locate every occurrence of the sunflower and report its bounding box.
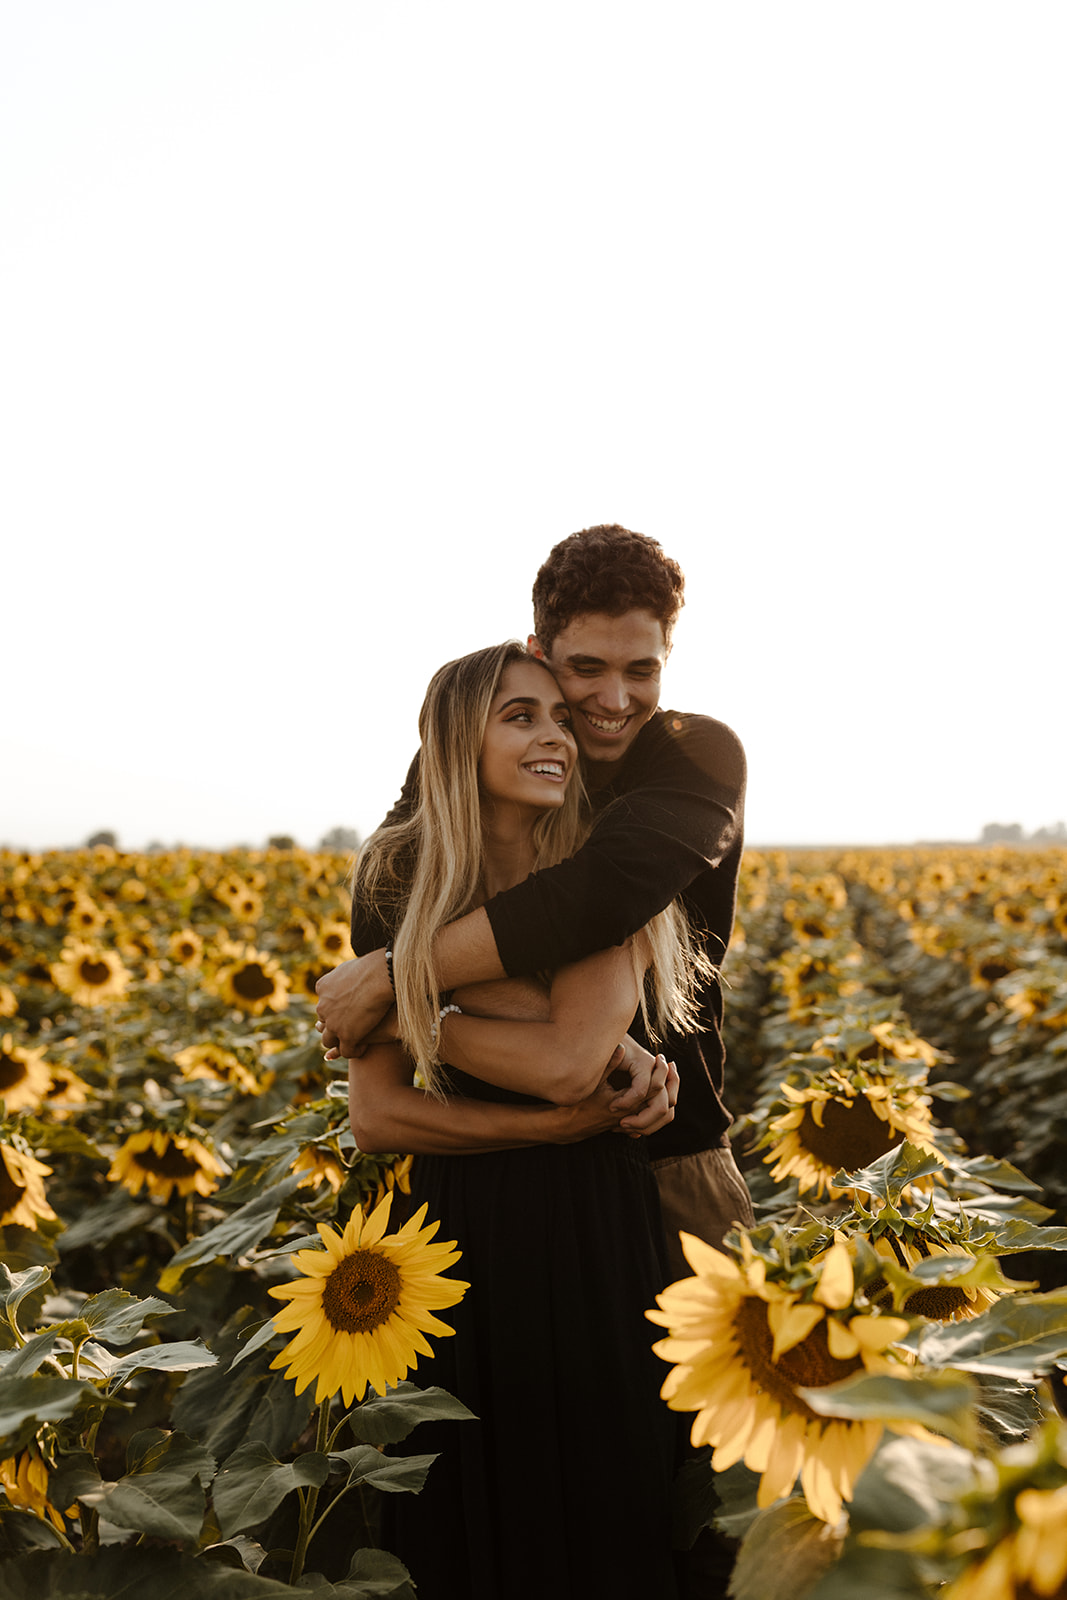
[374,1153,414,1206]
[0,1141,57,1228]
[291,1144,347,1193]
[168,928,204,968]
[65,896,108,935]
[315,920,354,966]
[268,1189,469,1406]
[970,952,1020,989]
[847,1232,1008,1323]
[938,1437,1067,1599]
[0,1034,51,1111]
[0,984,17,1019]
[51,941,132,1007]
[648,1232,912,1525]
[0,1449,67,1532]
[43,1064,92,1119]
[212,945,290,1016]
[173,1042,259,1094]
[761,1067,941,1198]
[993,900,1031,930]
[108,1129,228,1203]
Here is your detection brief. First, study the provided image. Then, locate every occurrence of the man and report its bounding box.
[318,523,753,1274]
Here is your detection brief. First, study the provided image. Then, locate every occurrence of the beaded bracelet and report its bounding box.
[432,1001,462,1047]
[384,945,397,997]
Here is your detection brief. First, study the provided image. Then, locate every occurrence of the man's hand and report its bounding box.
[315,949,394,1060]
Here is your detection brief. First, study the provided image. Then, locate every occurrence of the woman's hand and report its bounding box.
[605,1037,679,1135]
[550,1052,676,1144]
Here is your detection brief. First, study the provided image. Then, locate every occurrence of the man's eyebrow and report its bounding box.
[562,654,661,669]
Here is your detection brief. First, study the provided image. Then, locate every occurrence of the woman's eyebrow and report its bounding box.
[496,696,540,712]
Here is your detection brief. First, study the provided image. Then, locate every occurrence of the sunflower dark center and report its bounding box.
[78,960,112,986]
[733,1296,863,1422]
[322,1249,402,1334]
[903,1284,971,1320]
[134,1144,200,1178]
[798,1094,899,1170]
[0,1054,28,1090]
[0,1160,25,1212]
[978,960,1013,984]
[232,963,275,1001]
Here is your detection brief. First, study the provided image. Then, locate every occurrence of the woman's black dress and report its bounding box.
[385,1069,679,1599]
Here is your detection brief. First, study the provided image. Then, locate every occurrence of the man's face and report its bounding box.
[529,609,668,768]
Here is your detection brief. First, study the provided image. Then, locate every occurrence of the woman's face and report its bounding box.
[478,659,577,812]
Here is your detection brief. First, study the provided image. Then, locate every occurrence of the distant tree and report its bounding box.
[267,834,297,850]
[980,822,1023,843]
[86,830,118,849]
[1031,821,1067,842]
[319,825,361,852]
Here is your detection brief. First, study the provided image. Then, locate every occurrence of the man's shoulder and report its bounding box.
[633,709,746,778]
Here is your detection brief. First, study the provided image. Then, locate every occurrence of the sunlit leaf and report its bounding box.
[78,1288,177,1344]
[0,1264,52,1322]
[106,1338,217,1392]
[797,1371,979,1448]
[912,1287,1067,1377]
[157,1176,304,1292]
[833,1142,945,1206]
[0,1331,59,1378]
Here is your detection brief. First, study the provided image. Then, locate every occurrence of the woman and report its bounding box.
[347,642,709,1599]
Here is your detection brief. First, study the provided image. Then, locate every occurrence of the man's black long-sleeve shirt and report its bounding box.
[351,708,746,1158]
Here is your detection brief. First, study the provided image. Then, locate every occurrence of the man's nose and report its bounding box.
[596,676,629,713]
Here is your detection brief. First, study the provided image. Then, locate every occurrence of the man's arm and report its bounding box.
[320,715,743,1050]
[348,1042,676,1154]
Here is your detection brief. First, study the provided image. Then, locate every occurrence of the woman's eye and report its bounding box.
[507,710,532,723]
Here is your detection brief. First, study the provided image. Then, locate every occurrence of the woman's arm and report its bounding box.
[437,940,650,1106]
[347,1040,658,1156]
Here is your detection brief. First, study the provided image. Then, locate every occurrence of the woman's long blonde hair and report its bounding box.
[352,641,712,1095]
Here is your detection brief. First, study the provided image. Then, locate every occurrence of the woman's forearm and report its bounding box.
[438,1012,614,1104]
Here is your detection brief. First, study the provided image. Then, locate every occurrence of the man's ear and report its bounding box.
[527,633,548,661]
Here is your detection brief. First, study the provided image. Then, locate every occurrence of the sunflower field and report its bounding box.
[2,843,1067,1598]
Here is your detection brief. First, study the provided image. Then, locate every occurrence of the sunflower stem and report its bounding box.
[288,1398,332,1585]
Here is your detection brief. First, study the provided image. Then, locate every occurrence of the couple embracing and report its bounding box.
[316,523,754,1599]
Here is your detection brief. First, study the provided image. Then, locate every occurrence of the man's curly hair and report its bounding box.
[531,524,685,654]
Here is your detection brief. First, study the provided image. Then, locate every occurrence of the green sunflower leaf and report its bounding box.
[796,1371,979,1448]
[229,1317,280,1370]
[911,1287,1067,1377]
[213,1440,330,1538]
[334,1547,416,1598]
[78,1431,216,1544]
[0,1546,298,1596]
[158,1175,304,1292]
[327,1445,438,1494]
[990,1220,1067,1253]
[833,1142,945,1206]
[730,1499,844,1600]
[0,1330,59,1378]
[106,1338,217,1392]
[0,1264,52,1322]
[0,1376,102,1451]
[343,1383,477,1445]
[76,1287,177,1343]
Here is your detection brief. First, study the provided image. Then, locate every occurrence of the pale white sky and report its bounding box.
[4,2,1064,851]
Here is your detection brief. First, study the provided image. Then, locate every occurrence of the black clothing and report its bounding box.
[386,1070,679,1600]
[351,709,746,1158]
